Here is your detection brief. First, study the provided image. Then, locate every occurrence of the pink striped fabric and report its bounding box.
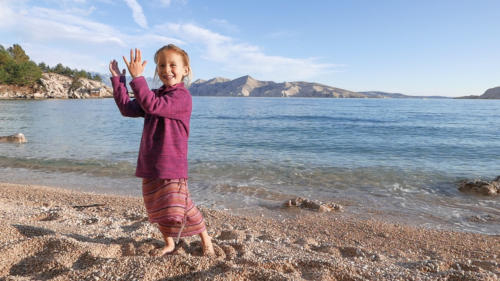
[142,178,206,238]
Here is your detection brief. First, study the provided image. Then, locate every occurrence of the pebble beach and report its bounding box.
[0,182,498,281]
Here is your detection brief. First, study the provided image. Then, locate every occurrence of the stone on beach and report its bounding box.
[217,229,246,241]
[458,176,500,196]
[283,197,343,212]
[0,133,27,143]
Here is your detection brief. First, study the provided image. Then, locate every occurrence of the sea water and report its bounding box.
[0,97,499,234]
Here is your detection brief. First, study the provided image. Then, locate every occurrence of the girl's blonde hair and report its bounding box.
[154,44,193,86]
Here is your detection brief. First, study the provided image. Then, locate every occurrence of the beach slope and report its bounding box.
[0,183,498,280]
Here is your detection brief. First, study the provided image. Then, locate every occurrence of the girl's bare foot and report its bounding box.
[155,237,175,256]
[199,230,215,256]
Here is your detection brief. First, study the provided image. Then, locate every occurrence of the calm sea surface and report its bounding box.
[0,97,499,234]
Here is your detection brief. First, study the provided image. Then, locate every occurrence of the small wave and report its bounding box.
[206,114,388,123]
[213,183,293,201]
[0,156,135,178]
[189,161,456,195]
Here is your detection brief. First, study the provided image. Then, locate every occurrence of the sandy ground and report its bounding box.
[0,182,498,281]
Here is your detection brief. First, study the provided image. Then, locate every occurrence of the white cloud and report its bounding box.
[0,3,183,48]
[0,1,185,76]
[31,7,125,45]
[0,1,338,82]
[159,0,171,6]
[123,0,148,29]
[210,18,239,33]
[158,23,338,82]
[157,0,187,7]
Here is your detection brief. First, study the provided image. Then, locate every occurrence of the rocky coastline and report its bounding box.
[0,73,112,99]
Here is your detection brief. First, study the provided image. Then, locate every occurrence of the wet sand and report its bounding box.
[0,182,498,280]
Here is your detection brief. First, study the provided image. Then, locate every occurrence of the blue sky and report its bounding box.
[1,0,499,97]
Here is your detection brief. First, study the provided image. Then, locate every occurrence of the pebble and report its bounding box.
[294,237,318,246]
[339,247,366,258]
[123,243,135,256]
[218,230,245,241]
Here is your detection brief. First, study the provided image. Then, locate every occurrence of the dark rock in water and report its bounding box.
[467,214,500,223]
[458,177,500,196]
[283,197,343,212]
[0,133,27,143]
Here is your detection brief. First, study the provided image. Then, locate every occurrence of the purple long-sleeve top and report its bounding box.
[111,75,192,179]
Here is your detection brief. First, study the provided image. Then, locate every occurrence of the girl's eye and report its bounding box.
[171,64,176,67]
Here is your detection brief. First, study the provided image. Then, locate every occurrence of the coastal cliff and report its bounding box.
[0,73,112,99]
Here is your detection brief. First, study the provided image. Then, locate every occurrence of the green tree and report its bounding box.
[20,61,43,86]
[53,63,64,74]
[75,70,87,79]
[0,67,8,84]
[92,74,102,82]
[7,44,30,64]
[62,66,72,76]
[0,47,13,67]
[5,61,42,86]
[38,62,49,72]
[0,44,42,86]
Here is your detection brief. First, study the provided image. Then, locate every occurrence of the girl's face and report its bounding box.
[156,50,189,87]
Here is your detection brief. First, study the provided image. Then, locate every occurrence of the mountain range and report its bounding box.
[188,75,448,98]
[101,74,500,99]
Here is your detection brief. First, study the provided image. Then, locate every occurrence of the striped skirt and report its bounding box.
[142,178,206,238]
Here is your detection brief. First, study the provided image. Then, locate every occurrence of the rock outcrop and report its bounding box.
[458,176,500,196]
[0,73,112,99]
[283,197,343,212]
[0,133,27,143]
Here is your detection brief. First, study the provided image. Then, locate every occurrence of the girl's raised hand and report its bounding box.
[123,48,147,78]
[109,60,125,77]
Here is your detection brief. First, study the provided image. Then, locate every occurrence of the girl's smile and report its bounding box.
[156,50,188,87]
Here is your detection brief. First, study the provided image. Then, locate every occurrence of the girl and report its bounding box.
[109,45,214,256]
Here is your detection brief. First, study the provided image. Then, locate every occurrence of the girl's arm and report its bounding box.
[129,76,191,119]
[109,60,145,118]
[121,48,190,119]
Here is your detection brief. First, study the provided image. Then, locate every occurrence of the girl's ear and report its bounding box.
[183,65,189,76]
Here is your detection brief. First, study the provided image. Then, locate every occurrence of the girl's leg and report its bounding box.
[199,229,215,256]
[157,235,175,256]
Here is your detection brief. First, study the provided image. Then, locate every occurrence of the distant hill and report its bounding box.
[189,75,365,98]
[456,86,500,99]
[359,91,447,99]
[189,75,445,98]
[102,74,458,99]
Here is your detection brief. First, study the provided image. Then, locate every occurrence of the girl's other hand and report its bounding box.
[123,48,147,79]
[109,60,125,77]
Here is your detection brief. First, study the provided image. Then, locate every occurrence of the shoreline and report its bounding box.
[0,182,498,280]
